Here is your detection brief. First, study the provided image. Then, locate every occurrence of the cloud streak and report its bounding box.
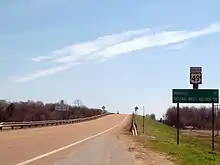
[15,23,220,82]
[166,41,188,50]
[15,62,81,83]
[32,28,151,63]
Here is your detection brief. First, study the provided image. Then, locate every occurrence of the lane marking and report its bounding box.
[16,115,128,165]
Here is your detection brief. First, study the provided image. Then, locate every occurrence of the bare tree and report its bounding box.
[150,113,156,120]
[0,100,104,122]
[165,106,217,130]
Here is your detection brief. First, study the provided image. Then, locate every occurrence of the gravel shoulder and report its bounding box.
[120,134,175,165]
[50,115,134,165]
[51,133,134,165]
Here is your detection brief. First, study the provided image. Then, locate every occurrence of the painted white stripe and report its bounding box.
[16,116,128,165]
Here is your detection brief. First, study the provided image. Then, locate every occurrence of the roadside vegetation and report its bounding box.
[0,100,104,122]
[134,115,220,165]
[164,106,220,130]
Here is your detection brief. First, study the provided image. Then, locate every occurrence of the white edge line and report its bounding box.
[16,115,129,165]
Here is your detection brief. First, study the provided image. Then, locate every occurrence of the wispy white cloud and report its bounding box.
[86,24,220,62]
[166,41,188,50]
[14,62,81,83]
[32,28,150,63]
[15,23,220,82]
[158,24,176,31]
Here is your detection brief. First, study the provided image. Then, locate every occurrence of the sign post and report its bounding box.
[212,103,215,151]
[177,103,180,145]
[216,104,219,136]
[143,106,145,134]
[172,66,219,151]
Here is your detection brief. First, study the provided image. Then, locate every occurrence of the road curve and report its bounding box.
[0,114,130,165]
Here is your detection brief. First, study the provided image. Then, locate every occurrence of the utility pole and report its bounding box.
[216,104,219,136]
[143,106,145,134]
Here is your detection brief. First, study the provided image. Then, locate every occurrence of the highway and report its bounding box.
[0,114,133,165]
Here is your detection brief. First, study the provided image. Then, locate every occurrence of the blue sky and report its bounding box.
[1,0,220,118]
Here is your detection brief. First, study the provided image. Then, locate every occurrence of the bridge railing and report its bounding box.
[0,113,113,130]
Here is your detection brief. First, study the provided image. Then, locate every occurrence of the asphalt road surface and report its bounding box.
[0,114,133,165]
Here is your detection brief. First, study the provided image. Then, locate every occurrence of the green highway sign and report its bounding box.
[172,89,219,103]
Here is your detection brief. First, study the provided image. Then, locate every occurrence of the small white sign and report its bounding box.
[55,100,69,111]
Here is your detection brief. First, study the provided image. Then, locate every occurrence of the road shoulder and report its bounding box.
[118,118,175,165]
[50,115,134,165]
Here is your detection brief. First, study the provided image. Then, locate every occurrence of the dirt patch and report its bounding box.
[118,134,175,165]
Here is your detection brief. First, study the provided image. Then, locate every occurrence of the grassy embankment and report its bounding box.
[133,115,220,165]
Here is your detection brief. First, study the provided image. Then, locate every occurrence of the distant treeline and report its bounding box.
[0,100,104,122]
[164,106,220,129]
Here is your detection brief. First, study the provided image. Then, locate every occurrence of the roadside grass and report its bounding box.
[133,115,220,165]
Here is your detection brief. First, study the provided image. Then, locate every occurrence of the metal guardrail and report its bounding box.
[0,113,113,130]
